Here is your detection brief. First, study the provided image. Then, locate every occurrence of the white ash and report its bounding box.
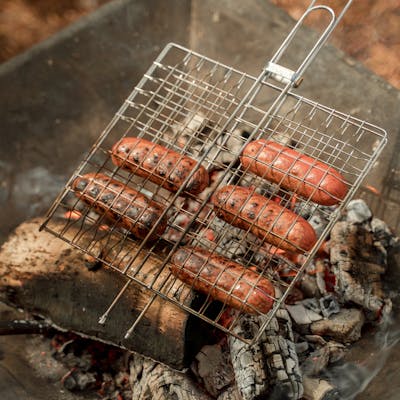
[228,309,304,400]
[129,352,212,400]
[302,376,340,400]
[286,301,323,326]
[195,216,254,262]
[301,298,322,315]
[294,201,320,219]
[248,241,287,268]
[232,171,282,198]
[308,213,329,238]
[294,202,335,238]
[165,112,245,169]
[191,343,235,398]
[310,308,365,344]
[371,217,400,251]
[345,199,372,224]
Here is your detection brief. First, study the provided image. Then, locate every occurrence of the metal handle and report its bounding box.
[265,0,353,87]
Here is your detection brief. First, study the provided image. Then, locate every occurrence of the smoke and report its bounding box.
[11,166,66,217]
[323,314,400,399]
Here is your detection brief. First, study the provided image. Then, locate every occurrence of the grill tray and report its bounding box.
[41,3,387,344]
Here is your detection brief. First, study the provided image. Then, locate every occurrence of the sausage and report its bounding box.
[111,137,209,195]
[72,173,167,240]
[171,246,275,314]
[240,139,348,205]
[211,185,317,252]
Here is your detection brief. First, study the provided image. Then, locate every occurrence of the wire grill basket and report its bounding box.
[41,3,387,344]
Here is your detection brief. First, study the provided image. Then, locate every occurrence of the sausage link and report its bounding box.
[241,139,348,205]
[211,185,317,252]
[72,173,167,240]
[111,137,209,195]
[171,246,275,314]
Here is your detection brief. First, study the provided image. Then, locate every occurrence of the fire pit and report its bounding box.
[38,0,389,344]
[1,1,400,400]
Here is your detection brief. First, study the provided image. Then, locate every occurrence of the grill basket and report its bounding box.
[41,2,387,344]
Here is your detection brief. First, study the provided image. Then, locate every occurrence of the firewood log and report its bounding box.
[0,217,212,370]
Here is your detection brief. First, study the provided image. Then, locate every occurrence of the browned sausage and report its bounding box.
[211,185,317,252]
[240,139,348,205]
[111,137,209,195]
[171,246,275,314]
[72,173,167,240]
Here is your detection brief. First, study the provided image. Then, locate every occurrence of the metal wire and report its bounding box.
[40,2,387,344]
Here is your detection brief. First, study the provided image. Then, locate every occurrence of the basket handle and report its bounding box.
[264,0,353,87]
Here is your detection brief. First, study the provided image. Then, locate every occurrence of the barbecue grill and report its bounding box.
[40,0,387,344]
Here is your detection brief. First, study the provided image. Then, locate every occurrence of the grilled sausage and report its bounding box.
[211,185,317,252]
[111,137,209,195]
[240,139,348,205]
[171,247,275,314]
[72,173,167,240]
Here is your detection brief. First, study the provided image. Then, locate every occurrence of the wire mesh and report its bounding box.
[41,42,387,344]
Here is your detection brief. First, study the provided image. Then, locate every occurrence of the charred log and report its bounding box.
[228,309,303,400]
[330,221,392,319]
[0,217,211,370]
[0,318,53,335]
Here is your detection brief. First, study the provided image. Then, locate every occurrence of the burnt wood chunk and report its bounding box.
[302,376,340,400]
[129,353,212,400]
[0,218,211,370]
[191,343,235,398]
[329,221,392,319]
[228,309,303,400]
[310,309,365,343]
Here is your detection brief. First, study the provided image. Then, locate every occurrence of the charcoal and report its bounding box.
[310,309,365,343]
[62,369,97,391]
[302,376,340,400]
[330,220,392,318]
[228,309,303,400]
[345,199,372,224]
[192,343,235,397]
[286,301,323,326]
[319,295,340,318]
[371,217,400,249]
[301,342,346,376]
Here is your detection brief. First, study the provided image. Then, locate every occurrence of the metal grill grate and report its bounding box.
[40,3,387,344]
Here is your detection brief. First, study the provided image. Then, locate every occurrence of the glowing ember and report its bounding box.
[63,210,82,220]
[363,184,381,196]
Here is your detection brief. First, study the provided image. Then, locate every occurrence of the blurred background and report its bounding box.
[1,0,398,88]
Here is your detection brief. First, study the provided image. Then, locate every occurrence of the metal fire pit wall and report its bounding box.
[40,2,387,344]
